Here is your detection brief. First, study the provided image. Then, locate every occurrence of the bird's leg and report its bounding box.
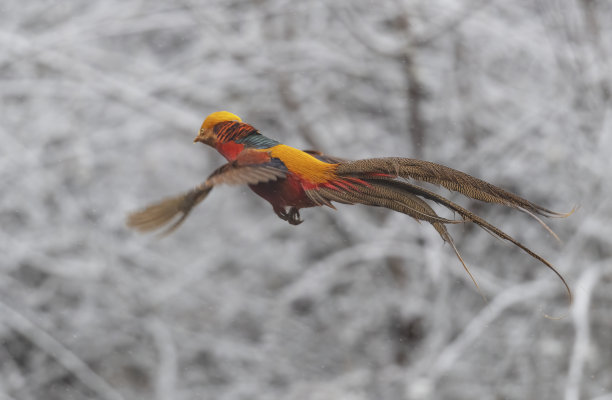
[287,207,303,225]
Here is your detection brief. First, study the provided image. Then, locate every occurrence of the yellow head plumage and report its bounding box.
[195,111,242,145]
[200,111,242,131]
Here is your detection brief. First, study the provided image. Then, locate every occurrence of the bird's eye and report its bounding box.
[200,128,205,135]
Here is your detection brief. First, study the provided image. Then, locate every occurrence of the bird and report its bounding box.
[127,111,574,305]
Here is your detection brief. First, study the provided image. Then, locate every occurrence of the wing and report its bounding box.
[126,157,287,235]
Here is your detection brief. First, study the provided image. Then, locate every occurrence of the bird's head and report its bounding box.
[194,111,242,146]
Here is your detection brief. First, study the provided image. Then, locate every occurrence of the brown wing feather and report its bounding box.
[207,162,286,185]
[126,184,213,235]
[127,162,286,235]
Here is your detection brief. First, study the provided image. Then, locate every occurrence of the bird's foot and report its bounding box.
[287,207,303,225]
[274,206,303,225]
[274,207,289,221]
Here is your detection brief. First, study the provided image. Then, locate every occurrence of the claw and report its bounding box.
[273,206,303,225]
[274,206,289,221]
[288,207,303,225]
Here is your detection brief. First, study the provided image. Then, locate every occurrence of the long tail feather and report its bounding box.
[336,158,572,218]
[435,222,486,302]
[316,185,462,225]
[314,182,485,299]
[364,178,572,310]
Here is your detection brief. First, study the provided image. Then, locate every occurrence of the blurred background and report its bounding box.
[1,1,610,399]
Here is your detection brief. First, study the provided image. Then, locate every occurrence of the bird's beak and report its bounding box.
[194,132,214,146]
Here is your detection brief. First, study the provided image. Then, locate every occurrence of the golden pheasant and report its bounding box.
[127,111,573,303]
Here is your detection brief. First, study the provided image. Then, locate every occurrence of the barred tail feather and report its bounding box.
[362,178,572,312]
[336,158,573,218]
[310,181,485,301]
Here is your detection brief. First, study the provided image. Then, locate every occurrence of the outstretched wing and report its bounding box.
[127,156,287,235]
